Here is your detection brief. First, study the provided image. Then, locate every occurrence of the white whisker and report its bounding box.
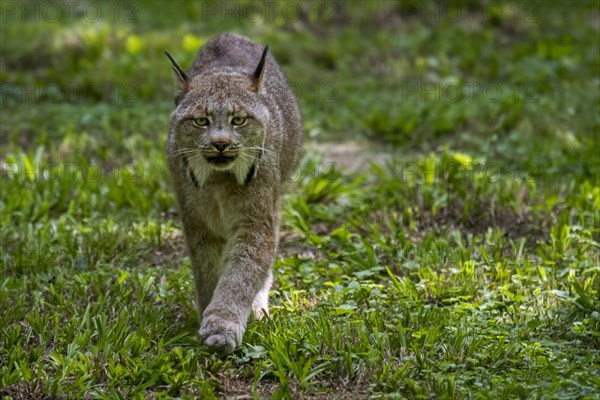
[245,146,272,153]
[173,148,202,156]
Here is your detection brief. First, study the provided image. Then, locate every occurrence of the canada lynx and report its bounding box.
[165,33,302,353]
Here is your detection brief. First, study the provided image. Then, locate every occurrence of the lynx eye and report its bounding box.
[193,117,210,127]
[231,116,247,126]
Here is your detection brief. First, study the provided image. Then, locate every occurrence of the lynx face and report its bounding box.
[166,45,271,187]
[171,74,270,185]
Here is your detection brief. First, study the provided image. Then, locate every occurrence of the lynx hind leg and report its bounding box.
[252,268,272,319]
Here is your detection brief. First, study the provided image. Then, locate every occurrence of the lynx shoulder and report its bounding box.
[164,32,302,353]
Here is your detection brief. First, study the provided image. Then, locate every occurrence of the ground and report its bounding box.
[1,1,599,399]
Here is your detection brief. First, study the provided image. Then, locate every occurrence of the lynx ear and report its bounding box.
[251,45,269,92]
[164,51,189,102]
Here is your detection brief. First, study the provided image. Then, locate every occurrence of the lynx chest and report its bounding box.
[186,179,243,240]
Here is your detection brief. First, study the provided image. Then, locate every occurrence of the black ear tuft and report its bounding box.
[164,51,189,94]
[252,45,269,92]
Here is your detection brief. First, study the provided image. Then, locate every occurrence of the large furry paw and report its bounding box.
[199,313,244,354]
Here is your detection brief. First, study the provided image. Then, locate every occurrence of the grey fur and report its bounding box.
[165,32,302,353]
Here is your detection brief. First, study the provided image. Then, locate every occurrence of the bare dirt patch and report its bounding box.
[306,141,394,174]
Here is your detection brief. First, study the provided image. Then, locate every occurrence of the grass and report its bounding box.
[1,1,599,399]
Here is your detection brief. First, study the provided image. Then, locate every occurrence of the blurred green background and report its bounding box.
[2,0,598,168]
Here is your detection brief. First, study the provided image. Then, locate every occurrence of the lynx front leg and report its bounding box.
[199,222,276,354]
[184,227,225,320]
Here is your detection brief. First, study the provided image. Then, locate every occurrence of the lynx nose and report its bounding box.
[212,141,229,152]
